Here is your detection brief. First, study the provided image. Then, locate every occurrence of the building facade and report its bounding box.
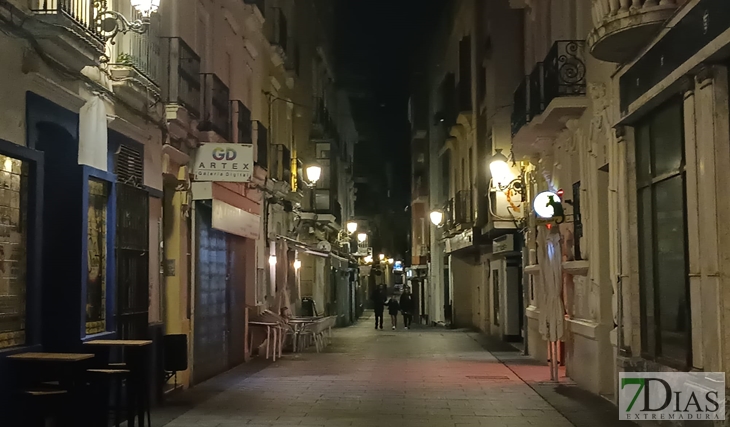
[0,0,359,405]
[414,0,730,416]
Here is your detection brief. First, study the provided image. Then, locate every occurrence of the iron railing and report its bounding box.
[511,77,529,136]
[110,4,161,85]
[271,144,291,183]
[542,41,587,106]
[31,0,104,40]
[455,190,473,226]
[231,100,252,144]
[271,8,288,51]
[201,73,231,139]
[164,37,201,118]
[255,121,268,168]
[529,63,545,118]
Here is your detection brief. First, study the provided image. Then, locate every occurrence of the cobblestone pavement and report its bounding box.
[161,313,584,427]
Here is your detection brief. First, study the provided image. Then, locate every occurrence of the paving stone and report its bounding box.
[155,312,628,427]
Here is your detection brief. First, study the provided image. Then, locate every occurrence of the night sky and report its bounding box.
[335,0,441,259]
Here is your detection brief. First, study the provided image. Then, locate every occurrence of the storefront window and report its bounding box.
[0,155,28,349]
[86,179,108,335]
[635,98,690,368]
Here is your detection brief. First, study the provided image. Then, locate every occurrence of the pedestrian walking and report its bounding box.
[399,287,414,329]
[371,284,387,330]
[387,295,400,330]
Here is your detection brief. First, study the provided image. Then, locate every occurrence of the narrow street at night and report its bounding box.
[156,315,622,427]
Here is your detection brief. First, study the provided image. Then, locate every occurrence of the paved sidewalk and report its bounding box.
[156,314,617,427]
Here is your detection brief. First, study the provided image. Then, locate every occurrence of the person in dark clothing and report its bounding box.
[371,285,387,329]
[399,287,414,329]
[387,296,400,330]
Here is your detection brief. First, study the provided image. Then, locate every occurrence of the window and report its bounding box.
[86,179,108,335]
[635,98,690,368]
[0,155,28,349]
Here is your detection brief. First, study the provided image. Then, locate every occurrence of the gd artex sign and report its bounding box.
[194,143,253,182]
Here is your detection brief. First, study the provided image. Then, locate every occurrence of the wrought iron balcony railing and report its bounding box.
[163,37,201,118]
[255,121,268,168]
[510,41,586,135]
[511,76,529,136]
[231,100,252,144]
[542,41,587,107]
[31,0,104,41]
[109,2,161,87]
[455,190,473,226]
[271,144,292,183]
[200,73,231,140]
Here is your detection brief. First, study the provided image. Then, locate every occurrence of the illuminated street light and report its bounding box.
[268,255,277,266]
[364,255,373,264]
[131,0,160,16]
[293,259,301,270]
[379,254,385,261]
[346,221,358,234]
[489,149,512,189]
[388,258,395,265]
[429,210,444,227]
[357,233,367,243]
[305,164,322,185]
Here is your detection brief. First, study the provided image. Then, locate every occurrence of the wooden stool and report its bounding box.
[19,388,69,427]
[86,368,130,427]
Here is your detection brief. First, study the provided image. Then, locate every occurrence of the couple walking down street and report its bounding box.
[371,285,414,330]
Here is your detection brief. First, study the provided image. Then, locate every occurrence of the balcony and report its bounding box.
[589,0,679,63]
[511,77,529,136]
[231,100,252,144]
[311,97,337,141]
[254,121,268,169]
[454,190,473,228]
[271,144,292,184]
[511,41,588,155]
[108,2,161,109]
[200,73,231,141]
[267,8,288,65]
[28,0,106,71]
[163,38,201,138]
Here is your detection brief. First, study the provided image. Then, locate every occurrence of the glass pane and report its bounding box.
[654,176,689,364]
[0,155,28,349]
[86,179,108,335]
[637,187,655,355]
[652,101,684,177]
[635,122,652,186]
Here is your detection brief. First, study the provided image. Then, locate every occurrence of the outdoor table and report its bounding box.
[287,319,315,352]
[8,352,95,426]
[84,340,152,427]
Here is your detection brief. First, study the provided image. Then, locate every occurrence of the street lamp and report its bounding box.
[293,259,301,270]
[489,149,512,189]
[364,255,373,264]
[346,221,358,234]
[379,254,385,261]
[357,233,367,243]
[305,164,322,186]
[98,0,158,40]
[268,255,277,266]
[429,210,444,227]
[388,258,395,265]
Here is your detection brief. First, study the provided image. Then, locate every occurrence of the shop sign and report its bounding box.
[212,199,260,239]
[194,143,253,182]
[493,234,515,255]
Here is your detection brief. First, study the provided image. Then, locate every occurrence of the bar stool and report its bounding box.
[86,368,130,427]
[18,388,69,427]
